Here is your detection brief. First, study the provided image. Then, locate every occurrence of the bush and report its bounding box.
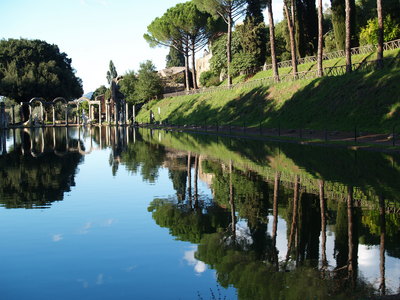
[359,16,400,46]
[231,52,259,76]
[199,71,220,87]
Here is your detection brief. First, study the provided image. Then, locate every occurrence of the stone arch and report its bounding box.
[28,97,46,126]
[52,97,68,125]
[75,97,101,125]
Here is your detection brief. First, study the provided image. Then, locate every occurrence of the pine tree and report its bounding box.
[331,0,357,50]
[106,60,118,85]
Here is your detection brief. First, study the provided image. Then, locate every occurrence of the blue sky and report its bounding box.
[1,0,330,94]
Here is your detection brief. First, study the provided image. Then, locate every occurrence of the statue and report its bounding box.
[33,113,40,127]
[82,111,88,127]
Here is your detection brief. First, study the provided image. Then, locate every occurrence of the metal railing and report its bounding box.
[163,56,399,99]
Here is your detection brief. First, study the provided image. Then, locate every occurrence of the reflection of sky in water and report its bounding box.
[267,215,400,293]
[184,246,207,274]
[0,140,237,300]
[1,130,399,299]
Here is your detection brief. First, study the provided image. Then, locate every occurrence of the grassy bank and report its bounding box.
[137,50,400,133]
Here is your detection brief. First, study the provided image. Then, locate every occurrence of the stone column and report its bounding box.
[106,102,110,123]
[77,104,81,126]
[132,105,136,124]
[0,102,7,129]
[65,105,69,126]
[125,103,129,125]
[40,103,44,123]
[52,106,56,126]
[114,103,117,125]
[29,105,33,126]
[53,127,56,149]
[11,105,15,125]
[126,126,129,144]
[66,127,69,151]
[99,105,102,126]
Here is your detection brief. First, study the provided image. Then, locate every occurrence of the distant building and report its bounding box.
[158,66,192,93]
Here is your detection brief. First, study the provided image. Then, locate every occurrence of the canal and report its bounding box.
[0,127,399,299]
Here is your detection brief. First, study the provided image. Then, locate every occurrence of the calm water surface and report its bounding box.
[0,127,399,300]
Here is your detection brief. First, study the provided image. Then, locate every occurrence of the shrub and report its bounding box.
[359,16,400,46]
[199,71,220,87]
[231,52,259,76]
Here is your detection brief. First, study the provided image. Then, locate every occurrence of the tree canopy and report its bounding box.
[134,60,163,103]
[0,38,83,102]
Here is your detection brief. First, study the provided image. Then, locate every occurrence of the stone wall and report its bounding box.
[195,50,212,87]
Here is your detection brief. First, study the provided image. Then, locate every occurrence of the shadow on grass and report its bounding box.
[143,58,400,134]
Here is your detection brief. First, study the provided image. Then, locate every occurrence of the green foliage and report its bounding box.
[106,60,118,85]
[0,129,83,208]
[91,85,107,100]
[137,48,400,133]
[359,16,400,46]
[356,0,400,30]
[295,0,318,56]
[210,32,242,76]
[135,60,163,103]
[231,51,259,76]
[119,70,138,104]
[242,0,267,66]
[324,30,337,52]
[166,46,185,68]
[119,134,166,182]
[236,20,267,68]
[330,0,358,50]
[0,38,83,102]
[148,198,230,244]
[272,20,291,62]
[199,70,220,87]
[193,0,247,21]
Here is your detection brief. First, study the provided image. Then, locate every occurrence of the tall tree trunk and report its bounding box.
[379,195,386,295]
[229,160,236,241]
[184,47,190,91]
[194,154,199,208]
[317,0,324,77]
[272,171,280,243]
[345,0,352,73]
[272,171,280,270]
[347,186,355,285]
[319,180,327,267]
[191,41,198,89]
[267,0,280,81]
[377,0,384,67]
[284,1,298,77]
[187,151,192,201]
[227,15,233,87]
[286,175,299,261]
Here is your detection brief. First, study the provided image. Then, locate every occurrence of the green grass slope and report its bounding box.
[137,51,400,133]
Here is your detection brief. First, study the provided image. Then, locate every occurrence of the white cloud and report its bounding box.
[96,273,104,285]
[52,234,63,242]
[184,247,207,274]
[78,222,92,234]
[103,218,115,227]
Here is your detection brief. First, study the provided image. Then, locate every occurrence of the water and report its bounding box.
[0,127,399,300]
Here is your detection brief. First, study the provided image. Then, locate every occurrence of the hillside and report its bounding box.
[137,50,400,134]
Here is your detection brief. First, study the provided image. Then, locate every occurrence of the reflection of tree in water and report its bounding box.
[139,130,400,298]
[117,131,166,182]
[0,129,83,208]
[148,197,231,244]
[149,156,387,299]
